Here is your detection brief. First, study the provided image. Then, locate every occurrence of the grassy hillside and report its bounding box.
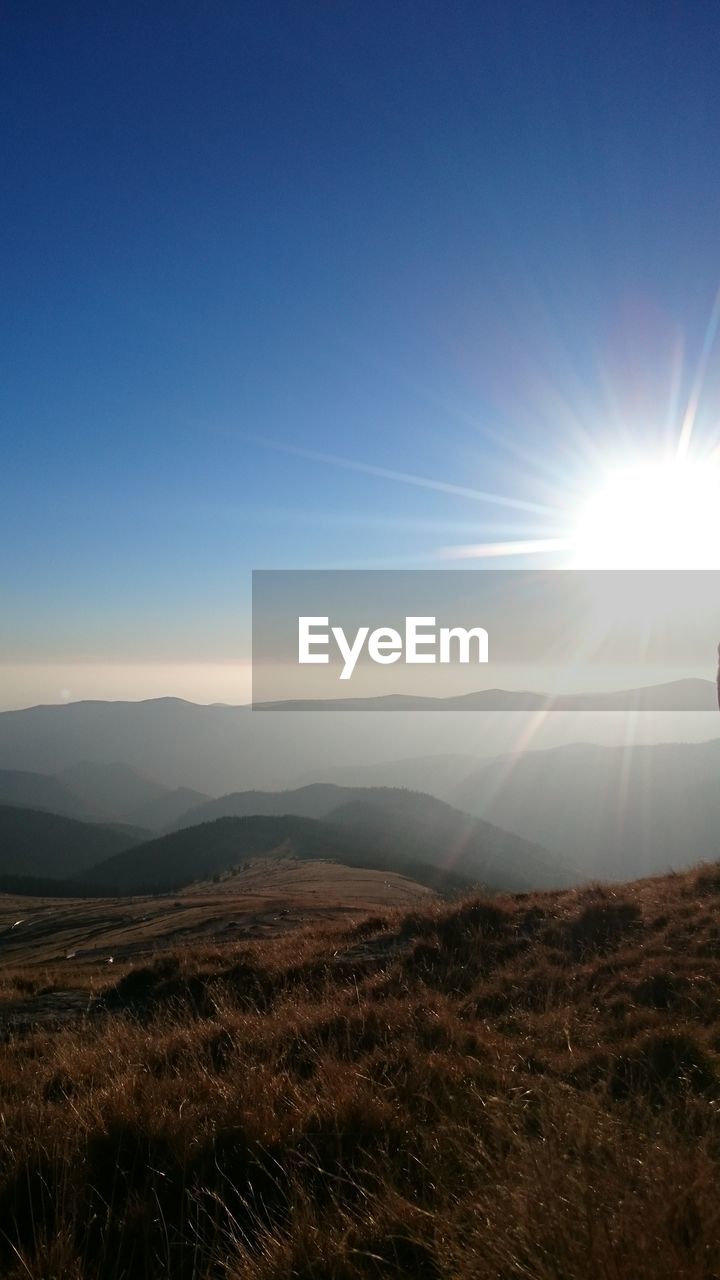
[0,804,146,878]
[0,860,718,1278]
[0,858,431,968]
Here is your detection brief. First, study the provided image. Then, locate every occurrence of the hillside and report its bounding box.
[0,858,431,968]
[83,813,469,894]
[122,785,212,831]
[169,781,359,828]
[56,761,173,822]
[0,859,718,1278]
[326,789,577,889]
[0,764,206,830]
[85,792,574,895]
[1,696,717,798]
[451,738,720,879]
[170,781,532,835]
[166,784,578,889]
[0,805,146,879]
[0,768,91,820]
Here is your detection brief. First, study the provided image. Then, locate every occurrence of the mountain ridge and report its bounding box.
[0,803,147,879]
[85,787,577,896]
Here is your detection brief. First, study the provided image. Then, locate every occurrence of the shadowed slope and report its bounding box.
[86,793,574,895]
[0,804,146,879]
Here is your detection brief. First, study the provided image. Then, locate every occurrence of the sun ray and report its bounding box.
[436,538,571,560]
[243,435,561,516]
[677,283,720,460]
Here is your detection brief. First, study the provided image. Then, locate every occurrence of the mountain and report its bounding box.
[85,814,384,892]
[0,698,296,794]
[296,753,485,794]
[0,804,147,879]
[254,677,718,712]
[324,790,577,890]
[3,699,720,889]
[165,781,574,887]
[0,700,235,793]
[171,780,510,832]
[0,762,205,831]
[56,761,171,822]
[0,692,717,799]
[122,786,212,831]
[168,782,361,829]
[449,738,720,880]
[86,787,575,895]
[0,768,91,819]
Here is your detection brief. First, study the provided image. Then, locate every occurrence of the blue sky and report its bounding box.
[3,2,720,702]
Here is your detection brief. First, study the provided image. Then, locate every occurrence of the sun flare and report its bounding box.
[571,458,720,569]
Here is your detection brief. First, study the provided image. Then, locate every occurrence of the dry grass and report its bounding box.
[0,858,430,971]
[0,863,719,1278]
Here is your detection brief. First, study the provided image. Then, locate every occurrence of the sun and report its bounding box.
[571,457,720,569]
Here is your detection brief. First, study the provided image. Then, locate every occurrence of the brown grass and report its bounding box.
[0,863,719,1278]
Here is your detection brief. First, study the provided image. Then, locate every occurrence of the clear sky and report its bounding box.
[3,2,720,707]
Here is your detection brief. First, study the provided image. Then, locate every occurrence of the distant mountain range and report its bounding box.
[56,760,169,818]
[0,784,574,896]
[296,753,484,795]
[0,684,715,798]
[1,690,719,893]
[446,738,720,880]
[0,768,91,820]
[0,759,211,830]
[255,677,718,712]
[311,738,720,881]
[122,786,212,830]
[84,787,572,895]
[0,804,145,879]
[166,782,465,831]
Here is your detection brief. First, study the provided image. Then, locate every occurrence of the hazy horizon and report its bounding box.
[1,664,718,714]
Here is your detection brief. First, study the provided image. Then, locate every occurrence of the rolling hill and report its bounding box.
[121,786,212,831]
[449,737,720,879]
[85,787,576,895]
[0,761,210,831]
[0,694,717,799]
[0,858,431,968]
[166,780,578,888]
[56,761,176,822]
[326,791,577,889]
[82,814,471,894]
[168,782,356,828]
[0,804,147,879]
[0,768,92,820]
